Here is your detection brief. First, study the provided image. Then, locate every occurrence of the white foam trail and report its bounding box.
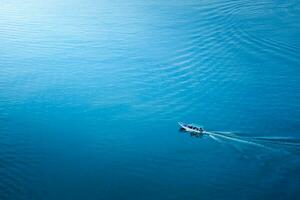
[208,134,223,143]
[250,137,300,147]
[204,131,273,150]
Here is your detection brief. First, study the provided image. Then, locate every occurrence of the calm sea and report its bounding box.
[0,0,300,199]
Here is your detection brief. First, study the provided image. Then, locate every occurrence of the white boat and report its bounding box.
[178,122,204,134]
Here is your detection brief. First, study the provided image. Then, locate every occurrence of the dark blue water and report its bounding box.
[1,0,300,199]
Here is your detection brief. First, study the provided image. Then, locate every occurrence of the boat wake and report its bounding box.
[205,131,271,150]
[182,128,300,153]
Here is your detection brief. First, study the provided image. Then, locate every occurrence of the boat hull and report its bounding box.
[178,122,203,134]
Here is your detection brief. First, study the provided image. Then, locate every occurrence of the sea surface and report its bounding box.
[0,0,300,199]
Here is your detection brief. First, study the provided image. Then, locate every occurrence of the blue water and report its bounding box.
[1,0,300,199]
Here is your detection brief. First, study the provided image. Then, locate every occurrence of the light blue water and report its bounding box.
[1,0,300,199]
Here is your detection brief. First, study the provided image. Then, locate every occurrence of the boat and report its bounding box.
[178,122,204,134]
